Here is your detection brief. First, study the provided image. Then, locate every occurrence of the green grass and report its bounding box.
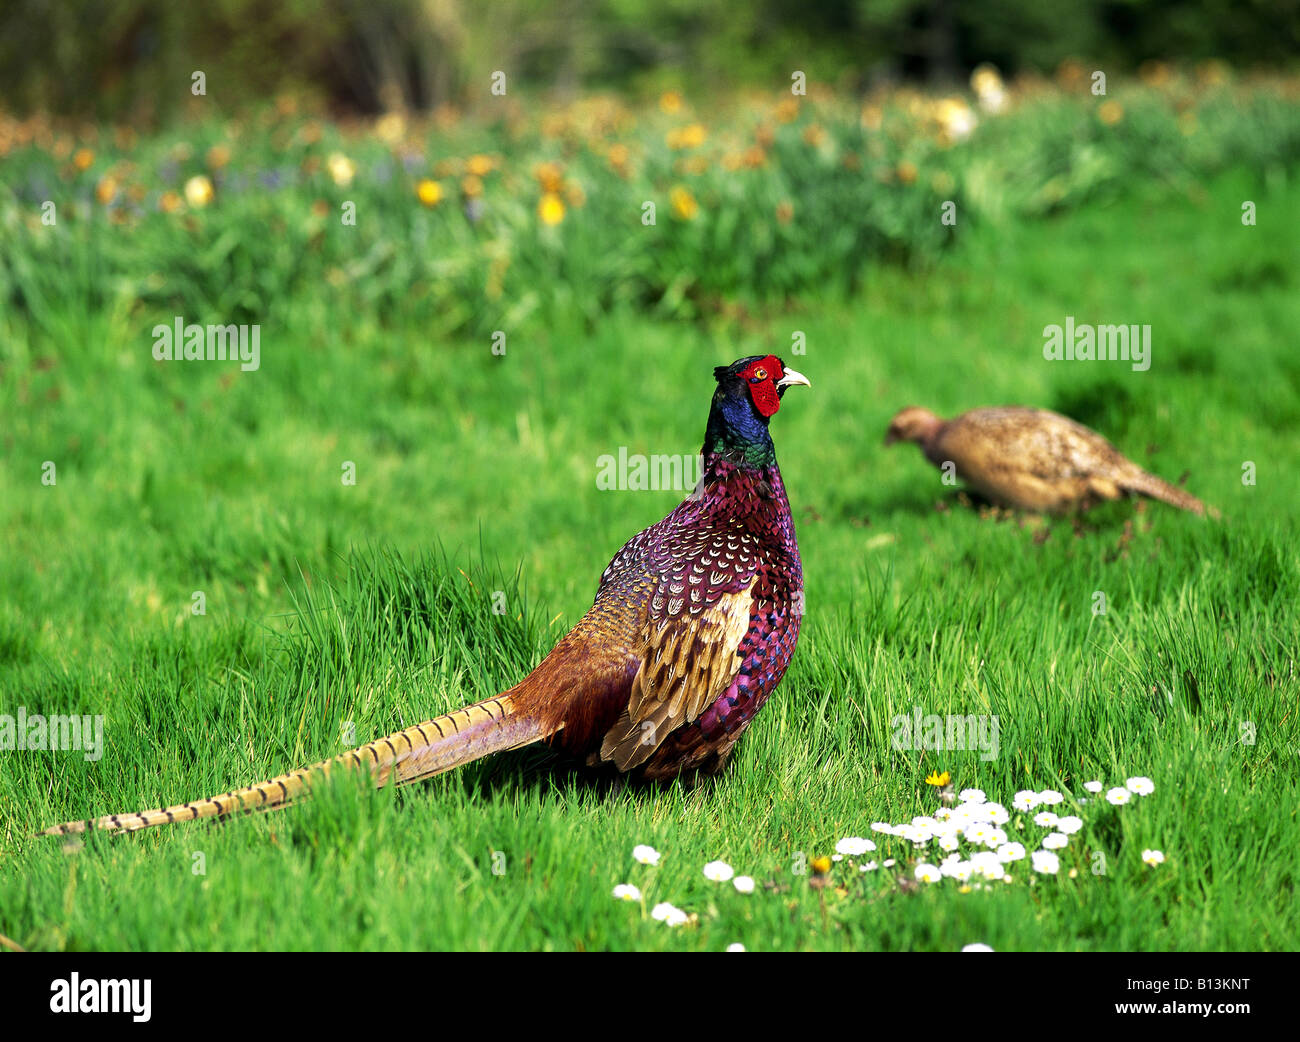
[1,168,1297,951]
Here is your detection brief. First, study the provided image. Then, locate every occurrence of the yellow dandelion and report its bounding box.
[666,123,707,150]
[811,856,832,875]
[670,185,698,220]
[184,174,214,208]
[73,147,94,171]
[326,152,356,187]
[159,191,183,214]
[659,90,683,114]
[94,176,118,205]
[466,154,494,177]
[534,161,565,193]
[416,179,443,207]
[607,143,630,173]
[538,192,565,225]
[1098,100,1124,125]
[206,143,231,170]
[925,770,951,787]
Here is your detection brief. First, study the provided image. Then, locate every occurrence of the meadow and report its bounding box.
[1,70,1297,951]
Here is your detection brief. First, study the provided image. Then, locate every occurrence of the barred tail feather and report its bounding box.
[42,692,554,836]
[1122,469,1210,517]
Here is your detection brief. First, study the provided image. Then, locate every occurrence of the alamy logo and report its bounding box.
[0,707,104,761]
[891,705,1000,762]
[596,448,703,492]
[50,974,151,1022]
[152,316,261,371]
[1043,316,1150,372]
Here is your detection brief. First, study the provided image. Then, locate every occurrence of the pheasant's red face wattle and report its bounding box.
[740,355,786,417]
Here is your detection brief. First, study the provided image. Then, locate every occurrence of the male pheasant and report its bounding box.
[884,405,1210,516]
[45,355,809,835]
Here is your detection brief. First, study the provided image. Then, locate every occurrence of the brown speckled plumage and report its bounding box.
[43,356,809,836]
[885,405,1209,516]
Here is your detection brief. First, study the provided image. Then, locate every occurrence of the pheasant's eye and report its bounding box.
[752,367,767,381]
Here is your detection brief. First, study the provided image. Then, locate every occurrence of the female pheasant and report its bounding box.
[46,355,809,834]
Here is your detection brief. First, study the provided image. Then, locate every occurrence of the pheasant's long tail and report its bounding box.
[1122,469,1210,517]
[42,691,555,836]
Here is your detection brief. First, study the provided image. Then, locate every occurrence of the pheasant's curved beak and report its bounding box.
[777,368,810,390]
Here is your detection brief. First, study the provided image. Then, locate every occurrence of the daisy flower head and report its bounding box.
[883,859,897,868]
[1126,776,1155,796]
[1084,780,1104,793]
[939,834,961,852]
[703,860,734,882]
[726,943,746,952]
[1033,811,1060,828]
[612,884,641,902]
[860,861,878,872]
[983,802,1010,824]
[836,836,875,856]
[1142,849,1166,866]
[733,875,755,894]
[632,844,661,866]
[870,821,893,834]
[1057,815,1084,834]
[1037,790,1064,806]
[915,863,942,883]
[996,842,1026,863]
[1031,850,1060,875]
[1013,790,1039,812]
[962,943,994,952]
[1041,832,1069,850]
[959,788,986,803]
[982,828,1008,850]
[651,902,688,926]
[1106,787,1132,806]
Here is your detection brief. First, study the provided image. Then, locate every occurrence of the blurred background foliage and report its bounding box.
[2,0,1298,121]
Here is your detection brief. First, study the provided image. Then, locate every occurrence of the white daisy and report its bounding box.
[733,875,755,894]
[632,844,661,866]
[870,821,893,834]
[914,863,942,883]
[1037,790,1064,805]
[1033,811,1060,828]
[959,788,986,803]
[938,834,961,852]
[835,836,875,856]
[1083,780,1104,793]
[1057,815,1083,834]
[1041,832,1068,850]
[983,802,1010,824]
[1106,787,1132,806]
[882,859,896,868]
[1031,850,1060,875]
[860,861,878,872]
[961,943,994,952]
[1142,849,1165,866]
[726,942,746,952]
[612,884,641,901]
[703,860,734,882]
[996,842,1026,863]
[1013,790,1039,811]
[651,902,688,926]
[1126,776,1155,796]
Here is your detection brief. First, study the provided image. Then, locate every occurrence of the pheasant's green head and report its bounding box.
[705,355,809,464]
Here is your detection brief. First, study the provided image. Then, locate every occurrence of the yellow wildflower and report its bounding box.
[73,147,94,171]
[1098,100,1124,125]
[184,175,214,208]
[538,192,565,225]
[326,152,356,187]
[670,185,698,220]
[925,770,951,787]
[416,179,443,207]
[466,154,494,176]
[659,91,683,114]
[94,176,118,205]
[461,174,483,198]
[534,161,564,193]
